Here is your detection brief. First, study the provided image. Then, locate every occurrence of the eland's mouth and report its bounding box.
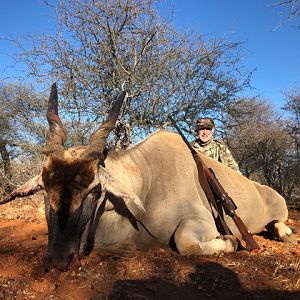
[45,253,81,272]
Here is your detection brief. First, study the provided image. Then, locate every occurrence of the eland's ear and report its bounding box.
[0,175,44,204]
[98,166,146,214]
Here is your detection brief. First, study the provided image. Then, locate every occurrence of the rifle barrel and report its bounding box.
[168,115,195,154]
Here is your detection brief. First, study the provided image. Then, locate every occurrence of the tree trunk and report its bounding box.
[0,138,12,192]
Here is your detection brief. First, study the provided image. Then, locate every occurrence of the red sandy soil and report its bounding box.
[0,196,299,300]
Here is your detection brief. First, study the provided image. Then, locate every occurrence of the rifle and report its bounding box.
[168,115,260,252]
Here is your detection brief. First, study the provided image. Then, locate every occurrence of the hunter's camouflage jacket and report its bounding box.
[192,139,240,172]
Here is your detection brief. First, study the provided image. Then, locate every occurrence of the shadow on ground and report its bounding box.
[107,262,300,300]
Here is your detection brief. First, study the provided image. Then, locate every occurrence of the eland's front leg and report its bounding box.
[173,216,238,255]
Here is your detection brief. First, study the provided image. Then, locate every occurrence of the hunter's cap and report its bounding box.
[196,118,215,131]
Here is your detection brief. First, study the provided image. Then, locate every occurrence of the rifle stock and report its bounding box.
[168,115,260,252]
[232,215,260,251]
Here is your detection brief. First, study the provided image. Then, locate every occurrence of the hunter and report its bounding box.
[192,118,241,172]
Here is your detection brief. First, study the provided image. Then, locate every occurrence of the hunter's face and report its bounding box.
[197,127,214,143]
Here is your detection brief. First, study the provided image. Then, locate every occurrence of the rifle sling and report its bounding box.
[193,153,232,236]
